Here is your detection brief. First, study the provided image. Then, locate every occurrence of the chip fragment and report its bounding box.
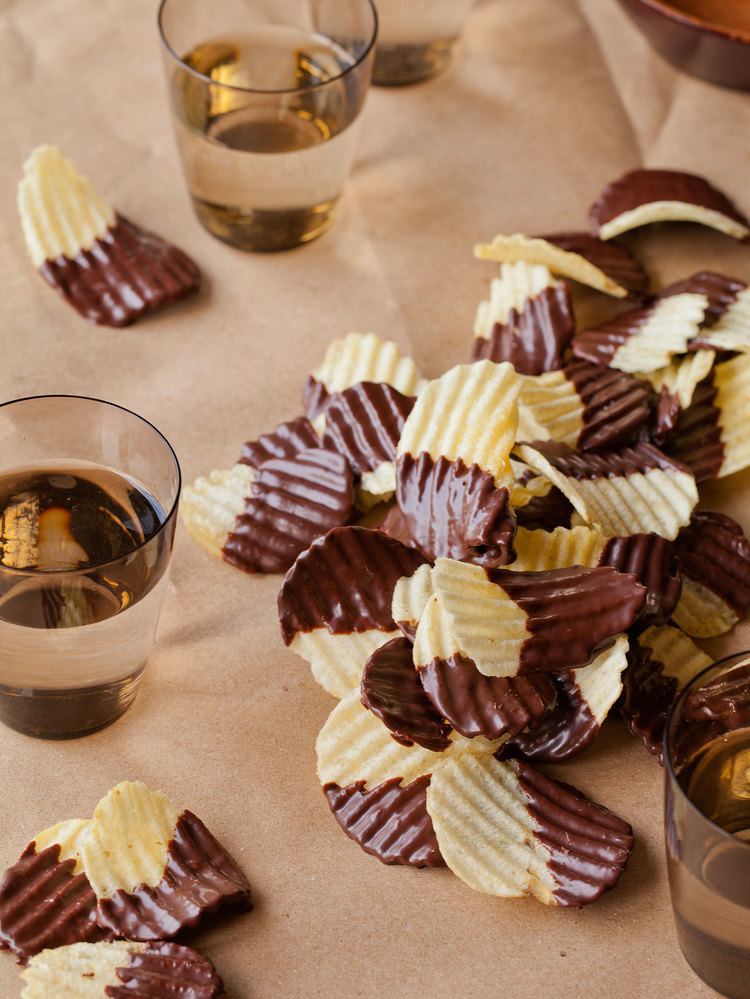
[304,333,425,424]
[672,512,750,638]
[278,527,427,696]
[509,636,629,762]
[18,145,200,327]
[222,448,355,573]
[570,293,707,373]
[239,416,320,469]
[622,625,712,761]
[79,781,250,940]
[418,558,644,677]
[472,261,574,374]
[474,233,637,299]
[589,169,750,241]
[426,754,633,906]
[323,777,445,868]
[515,440,698,540]
[517,360,652,450]
[0,820,111,962]
[20,940,223,999]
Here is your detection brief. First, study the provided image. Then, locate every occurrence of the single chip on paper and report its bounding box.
[0,820,112,962]
[472,261,574,374]
[588,168,750,241]
[672,511,750,638]
[515,440,698,540]
[278,526,427,697]
[426,753,634,907]
[78,781,250,940]
[20,940,223,999]
[474,233,640,299]
[18,145,200,327]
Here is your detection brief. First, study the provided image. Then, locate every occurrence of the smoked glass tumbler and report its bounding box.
[0,396,180,739]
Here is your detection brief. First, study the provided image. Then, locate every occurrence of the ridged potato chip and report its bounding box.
[392,562,434,641]
[509,525,605,571]
[712,353,750,478]
[181,464,256,559]
[642,349,716,409]
[293,628,402,699]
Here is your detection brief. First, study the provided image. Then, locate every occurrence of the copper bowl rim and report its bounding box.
[627,0,750,45]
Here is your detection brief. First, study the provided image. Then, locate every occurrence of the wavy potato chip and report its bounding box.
[181,464,256,559]
[239,416,320,469]
[392,562,434,641]
[642,349,716,410]
[509,525,605,571]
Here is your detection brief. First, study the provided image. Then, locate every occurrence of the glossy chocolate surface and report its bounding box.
[106,942,223,999]
[508,672,600,762]
[240,416,320,469]
[621,640,679,761]
[302,377,329,422]
[324,777,444,868]
[566,360,652,450]
[472,283,574,375]
[278,527,427,643]
[0,843,111,962]
[541,231,649,298]
[674,511,750,615]
[657,270,745,330]
[396,454,516,567]
[96,811,251,940]
[667,374,724,482]
[514,485,573,532]
[525,439,692,480]
[600,533,682,623]
[323,382,415,475]
[685,662,750,729]
[419,653,556,740]
[223,447,354,573]
[39,214,200,327]
[361,637,452,752]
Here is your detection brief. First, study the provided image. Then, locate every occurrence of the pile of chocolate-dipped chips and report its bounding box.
[182,167,750,909]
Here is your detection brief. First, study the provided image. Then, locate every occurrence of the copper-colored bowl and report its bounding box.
[616,0,750,90]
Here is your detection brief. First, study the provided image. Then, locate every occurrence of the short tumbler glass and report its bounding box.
[158,0,378,251]
[372,0,474,85]
[0,396,180,739]
[664,651,750,999]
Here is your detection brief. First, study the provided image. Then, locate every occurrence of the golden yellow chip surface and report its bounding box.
[181,464,255,559]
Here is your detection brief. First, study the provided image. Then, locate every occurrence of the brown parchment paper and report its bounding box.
[0,0,748,995]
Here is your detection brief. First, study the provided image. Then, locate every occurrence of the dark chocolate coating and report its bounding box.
[657,270,745,331]
[222,447,355,574]
[588,169,749,236]
[96,811,250,940]
[571,301,660,367]
[621,639,679,762]
[486,565,646,674]
[649,385,682,444]
[278,526,428,644]
[396,454,516,567]
[418,653,556,740]
[684,663,750,731]
[514,486,573,532]
[323,382,415,476]
[508,672,600,762]
[303,377,330,422]
[565,360,652,451]
[525,439,692,480]
[105,941,223,998]
[472,283,574,375]
[0,843,111,962]
[666,374,724,482]
[600,534,681,624]
[361,637,452,752]
[239,416,320,469]
[540,231,649,298]
[674,511,750,617]
[38,213,200,327]
[323,777,444,868]
[511,757,634,907]
[378,504,420,550]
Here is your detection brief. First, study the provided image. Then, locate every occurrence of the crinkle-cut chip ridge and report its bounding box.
[79,782,180,899]
[181,464,255,559]
[18,145,114,267]
[514,442,698,540]
[692,287,750,352]
[392,563,434,640]
[397,360,519,486]
[509,525,605,571]
[642,350,716,409]
[323,382,415,476]
[309,332,426,398]
[573,634,629,724]
[638,625,712,687]
[292,628,400,699]
[673,578,738,638]
[713,353,750,479]
[474,233,631,298]
[517,370,583,446]
[240,416,319,469]
[316,689,498,791]
[474,262,558,333]
[571,294,707,373]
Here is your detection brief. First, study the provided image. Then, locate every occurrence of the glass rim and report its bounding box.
[0,393,182,577]
[664,648,750,852]
[157,0,379,96]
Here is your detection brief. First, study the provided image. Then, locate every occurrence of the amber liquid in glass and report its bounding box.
[0,463,169,737]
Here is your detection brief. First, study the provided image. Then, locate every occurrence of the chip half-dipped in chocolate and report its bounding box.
[279,526,428,696]
[18,145,200,327]
[589,168,749,241]
[540,232,649,299]
[0,820,112,963]
[657,271,750,352]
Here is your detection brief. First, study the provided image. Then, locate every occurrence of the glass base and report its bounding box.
[373,40,454,86]
[675,915,750,999]
[0,668,144,739]
[192,196,337,252]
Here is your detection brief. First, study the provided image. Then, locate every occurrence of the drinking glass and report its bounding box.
[158,0,378,252]
[664,651,750,998]
[372,0,474,85]
[0,396,180,739]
